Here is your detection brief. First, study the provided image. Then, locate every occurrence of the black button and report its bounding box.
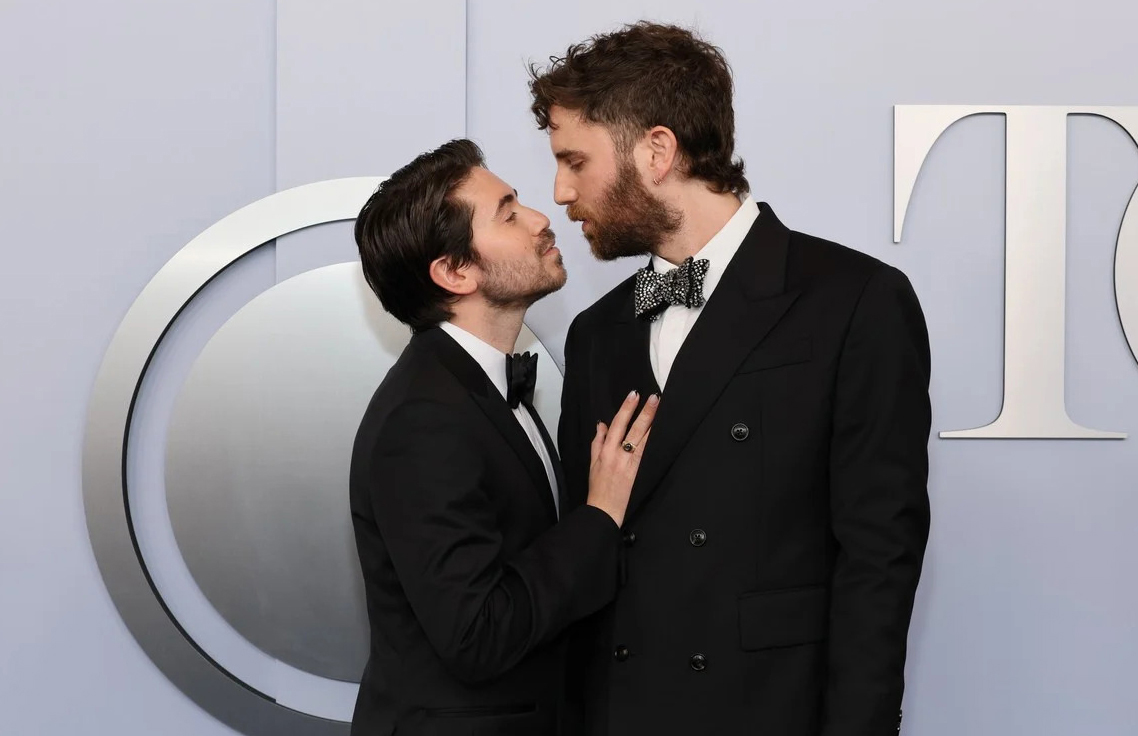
[731,423,749,441]
[689,529,707,547]
[613,645,630,662]
[623,531,637,547]
[689,653,707,671]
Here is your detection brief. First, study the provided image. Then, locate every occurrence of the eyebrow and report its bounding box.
[554,149,585,162]
[494,190,518,221]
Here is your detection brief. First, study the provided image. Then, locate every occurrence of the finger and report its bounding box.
[590,421,607,463]
[604,390,641,453]
[623,393,659,446]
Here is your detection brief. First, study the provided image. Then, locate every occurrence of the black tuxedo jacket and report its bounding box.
[349,327,621,736]
[558,203,932,736]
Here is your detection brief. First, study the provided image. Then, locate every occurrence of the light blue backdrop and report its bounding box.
[2,1,1136,734]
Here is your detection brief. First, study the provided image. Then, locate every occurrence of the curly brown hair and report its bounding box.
[529,21,748,196]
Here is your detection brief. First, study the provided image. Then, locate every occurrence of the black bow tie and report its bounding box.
[505,352,538,409]
[633,256,711,321]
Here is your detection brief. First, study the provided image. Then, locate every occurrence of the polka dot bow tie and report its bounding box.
[633,257,711,322]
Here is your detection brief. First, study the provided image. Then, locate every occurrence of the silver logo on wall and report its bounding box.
[895,105,1138,439]
[82,178,563,735]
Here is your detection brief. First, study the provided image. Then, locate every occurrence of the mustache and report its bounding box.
[566,206,586,223]
[537,228,556,251]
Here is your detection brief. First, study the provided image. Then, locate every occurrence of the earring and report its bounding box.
[652,176,661,186]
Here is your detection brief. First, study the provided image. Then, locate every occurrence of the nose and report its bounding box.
[553,171,577,206]
[528,207,551,234]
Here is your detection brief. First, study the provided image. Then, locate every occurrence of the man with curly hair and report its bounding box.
[530,21,932,736]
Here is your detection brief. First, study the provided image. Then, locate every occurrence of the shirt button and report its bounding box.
[689,529,707,547]
[614,645,630,662]
[623,531,637,547]
[731,423,750,441]
[689,653,707,671]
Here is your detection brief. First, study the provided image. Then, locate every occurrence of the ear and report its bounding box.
[645,126,679,185]
[428,255,478,297]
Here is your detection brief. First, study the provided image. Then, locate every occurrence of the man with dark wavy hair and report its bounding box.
[350,138,657,735]
[530,22,932,736]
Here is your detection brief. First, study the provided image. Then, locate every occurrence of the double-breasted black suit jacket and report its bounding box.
[350,327,621,736]
[558,203,932,735]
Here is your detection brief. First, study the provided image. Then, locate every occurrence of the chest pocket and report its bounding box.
[736,338,812,374]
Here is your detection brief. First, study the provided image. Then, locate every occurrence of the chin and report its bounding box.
[590,244,619,262]
[551,266,569,290]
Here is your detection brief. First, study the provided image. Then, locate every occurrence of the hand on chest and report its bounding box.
[589,313,830,509]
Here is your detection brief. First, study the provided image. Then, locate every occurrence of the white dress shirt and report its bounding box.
[439,321,560,517]
[648,196,760,388]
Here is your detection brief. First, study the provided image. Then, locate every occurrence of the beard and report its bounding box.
[567,157,683,261]
[479,228,566,310]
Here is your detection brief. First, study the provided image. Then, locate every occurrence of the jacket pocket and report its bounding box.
[737,584,829,651]
[422,703,537,718]
[415,703,551,736]
[736,338,812,373]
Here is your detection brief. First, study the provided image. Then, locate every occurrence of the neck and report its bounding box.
[654,187,742,266]
[447,300,526,355]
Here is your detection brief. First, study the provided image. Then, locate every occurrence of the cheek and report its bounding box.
[574,183,602,213]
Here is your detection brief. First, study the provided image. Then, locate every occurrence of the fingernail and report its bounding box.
[647,394,660,405]
[627,390,639,400]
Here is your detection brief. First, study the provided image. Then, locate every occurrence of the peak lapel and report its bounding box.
[525,401,567,516]
[626,204,800,520]
[423,328,559,523]
[607,287,662,409]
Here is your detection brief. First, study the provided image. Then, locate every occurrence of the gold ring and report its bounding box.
[622,441,636,453]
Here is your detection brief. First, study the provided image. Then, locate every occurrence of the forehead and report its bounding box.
[454,167,513,217]
[548,106,615,153]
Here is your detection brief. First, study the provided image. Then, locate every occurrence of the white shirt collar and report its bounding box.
[649,195,759,300]
[438,321,509,401]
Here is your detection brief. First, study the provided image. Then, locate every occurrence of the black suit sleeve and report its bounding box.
[367,398,620,686]
[822,265,932,735]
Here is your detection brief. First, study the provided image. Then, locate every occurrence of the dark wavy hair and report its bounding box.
[529,21,748,196]
[354,139,485,332]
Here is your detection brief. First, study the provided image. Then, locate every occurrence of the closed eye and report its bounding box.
[556,149,587,172]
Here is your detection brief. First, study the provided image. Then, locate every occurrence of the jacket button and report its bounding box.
[623,531,637,547]
[689,529,707,547]
[689,653,707,671]
[613,645,630,662]
[731,423,749,441]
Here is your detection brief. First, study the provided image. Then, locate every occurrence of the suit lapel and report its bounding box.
[625,203,800,520]
[419,328,558,523]
[525,401,567,517]
[606,293,661,410]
